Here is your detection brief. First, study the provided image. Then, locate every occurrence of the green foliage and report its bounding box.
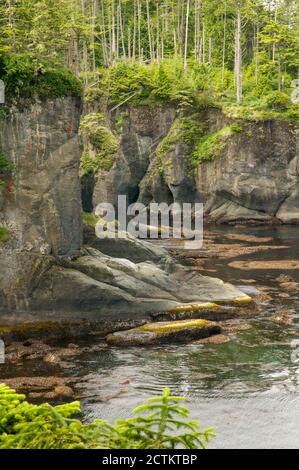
[0,227,10,245]
[82,211,100,228]
[191,126,233,166]
[0,107,9,121]
[99,60,219,110]
[80,113,119,173]
[264,91,292,110]
[223,100,299,122]
[156,119,181,162]
[230,123,243,133]
[0,150,13,187]
[0,385,215,449]
[113,388,215,449]
[0,54,83,98]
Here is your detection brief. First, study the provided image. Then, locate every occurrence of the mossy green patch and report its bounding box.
[156,114,206,173]
[0,227,10,244]
[80,113,119,174]
[191,126,233,166]
[82,211,100,228]
[138,319,212,334]
[0,321,61,335]
[167,303,221,314]
[221,295,254,306]
[0,150,13,186]
[156,119,181,161]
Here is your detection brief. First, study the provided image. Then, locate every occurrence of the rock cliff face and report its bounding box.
[0,97,83,254]
[88,106,298,225]
[90,105,176,209]
[0,97,249,321]
[196,117,299,224]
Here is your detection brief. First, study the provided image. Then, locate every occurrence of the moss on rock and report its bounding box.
[0,227,10,244]
[191,126,234,166]
[80,113,119,174]
[137,319,212,334]
[106,318,221,346]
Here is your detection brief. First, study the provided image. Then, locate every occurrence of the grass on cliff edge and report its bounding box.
[0,384,215,449]
[0,53,83,99]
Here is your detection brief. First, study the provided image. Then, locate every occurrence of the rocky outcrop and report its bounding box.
[0,97,251,324]
[87,105,298,225]
[82,105,176,210]
[0,97,83,254]
[196,119,299,225]
[0,97,83,311]
[106,319,221,346]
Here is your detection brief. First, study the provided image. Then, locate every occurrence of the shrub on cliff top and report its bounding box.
[0,53,83,98]
[264,91,292,110]
[0,384,215,449]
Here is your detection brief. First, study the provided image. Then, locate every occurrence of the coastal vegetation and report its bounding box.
[0,385,214,449]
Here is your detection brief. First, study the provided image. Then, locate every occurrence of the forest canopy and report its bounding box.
[0,1,298,105]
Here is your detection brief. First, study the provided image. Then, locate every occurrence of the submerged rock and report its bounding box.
[269,310,294,326]
[2,376,78,399]
[106,319,221,346]
[192,334,230,345]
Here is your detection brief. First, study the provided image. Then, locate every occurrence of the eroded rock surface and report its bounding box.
[87,106,298,225]
[0,98,252,325]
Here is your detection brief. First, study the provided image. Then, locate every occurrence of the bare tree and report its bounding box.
[184,0,190,69]
[235,2,242,104]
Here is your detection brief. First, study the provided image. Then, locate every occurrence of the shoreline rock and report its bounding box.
[106,319,221,346]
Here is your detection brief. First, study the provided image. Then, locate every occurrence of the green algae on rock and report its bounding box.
[106,319,221,346]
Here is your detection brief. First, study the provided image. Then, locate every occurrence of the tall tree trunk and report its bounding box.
[111,0,116,63]
[235,6,242,104]
[161,3,165,62]
[255,23,259,85]
[100,0,109,66]
[156,2,160,63]
[278,48,281,91]
[146,0,153,60]
[184,0,190,70]
[194,0,201,62]
[91,0,98,83]
[137,0,142,62]
[119,0,126,59]
[208,37,212,65]
[202,20,205,63]
[81,0,89,86]
[222,6,227,86]
[132,0,137,61]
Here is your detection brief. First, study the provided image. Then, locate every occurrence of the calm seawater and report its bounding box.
[1,226,299,448]
[78,226,299,449]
